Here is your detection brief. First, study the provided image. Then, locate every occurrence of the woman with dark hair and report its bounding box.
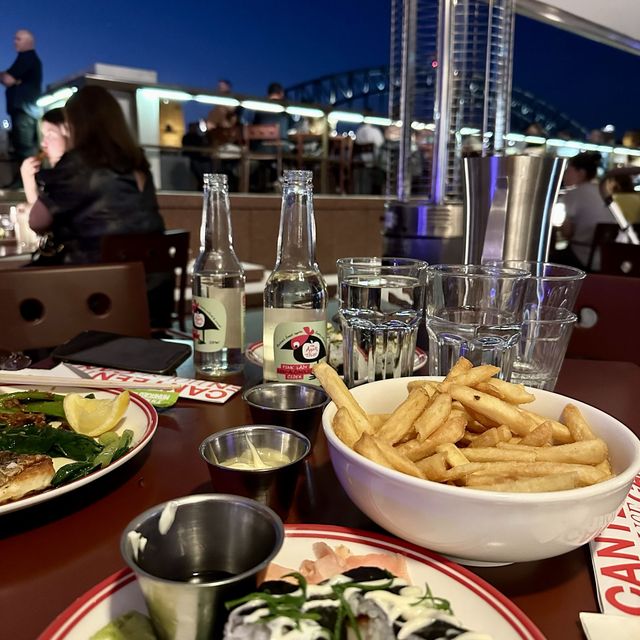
[28,85,164,264]
[560,151,611,269]
[20,107,68,204]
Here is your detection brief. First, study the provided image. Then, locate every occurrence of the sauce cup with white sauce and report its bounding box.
[199,424,311,519]
[120,493,284,640]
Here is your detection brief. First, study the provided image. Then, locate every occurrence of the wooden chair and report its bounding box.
[565,273,640,365]
[586,223,620,272]
[0,262,150,353]
[328,136,354,194]
[241,123,283,192]
[100,229,190,331]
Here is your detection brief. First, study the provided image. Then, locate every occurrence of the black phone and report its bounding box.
[52,331,192,375]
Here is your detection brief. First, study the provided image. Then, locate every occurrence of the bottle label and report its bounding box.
[193,291,244,352]
[272,321,327,382]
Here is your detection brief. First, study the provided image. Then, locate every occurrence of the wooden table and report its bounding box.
[0,359,638,639]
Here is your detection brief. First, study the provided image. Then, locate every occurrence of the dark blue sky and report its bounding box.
[2,1,638,135]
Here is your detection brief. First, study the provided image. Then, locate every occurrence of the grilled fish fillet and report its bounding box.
[0,451,55,504]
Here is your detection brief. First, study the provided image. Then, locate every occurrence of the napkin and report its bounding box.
[580,613,640,640]
[11,364,241,404]
[589,472,640,617]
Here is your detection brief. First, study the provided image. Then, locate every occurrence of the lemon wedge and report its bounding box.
[63,390,130,437]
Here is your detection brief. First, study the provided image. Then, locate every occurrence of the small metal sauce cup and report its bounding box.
[199,425,311,519]
[120,493,284,640]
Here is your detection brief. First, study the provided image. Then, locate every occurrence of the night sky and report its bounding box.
[1,1,638,136]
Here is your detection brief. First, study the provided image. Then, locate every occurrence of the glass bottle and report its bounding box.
[263,170,328,384]
[192,173,245,376]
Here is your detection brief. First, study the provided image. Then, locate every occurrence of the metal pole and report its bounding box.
[397,0,417,202]
[431,0,454,205]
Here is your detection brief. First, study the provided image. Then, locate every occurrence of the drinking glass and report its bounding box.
[510,304,577,390]
[337,257,428,388]
[425,264,530,377]
[483,260,585,311]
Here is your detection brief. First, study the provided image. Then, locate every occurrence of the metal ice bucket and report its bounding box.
[462,154,566,264]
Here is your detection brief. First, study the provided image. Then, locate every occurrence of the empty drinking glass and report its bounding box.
[425,264,530,377]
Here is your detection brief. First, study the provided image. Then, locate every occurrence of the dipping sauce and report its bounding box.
[220,436,291,470]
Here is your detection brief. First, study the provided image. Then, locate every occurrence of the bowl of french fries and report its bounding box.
[315,359,640,564]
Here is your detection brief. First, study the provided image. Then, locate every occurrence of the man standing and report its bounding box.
[1,29,43,185]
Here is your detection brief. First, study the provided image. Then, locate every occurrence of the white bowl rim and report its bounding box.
[322,376,640,503]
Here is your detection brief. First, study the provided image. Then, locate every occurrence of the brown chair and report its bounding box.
[565,273,640,365]
[0,262,150,353]
[100,229,190,331]
[586,223,622,272]
[328,136,354,194]
[241,123,284,192]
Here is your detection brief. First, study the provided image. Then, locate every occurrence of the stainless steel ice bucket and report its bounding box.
[462,155,566,264]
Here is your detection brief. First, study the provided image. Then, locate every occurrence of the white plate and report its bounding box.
[0,386,158,516]
[40,524,544,640]
[245,340,428,372]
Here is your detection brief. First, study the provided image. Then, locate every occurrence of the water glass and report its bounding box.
[337,257,428,388]
[483,260,585,311]
[425,264,530,377]
[510,304,577,390]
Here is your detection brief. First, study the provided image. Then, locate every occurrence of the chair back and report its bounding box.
[586,223,622,271]
[100,230,190,331]
[565,273,640,365]
[0,262,150,352]
[599,242,640,277]
[244,123,280,143]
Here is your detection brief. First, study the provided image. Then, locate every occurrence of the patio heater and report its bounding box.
[383,0,516,263]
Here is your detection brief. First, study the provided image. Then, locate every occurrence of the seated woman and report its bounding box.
[20,107,69,205]
[29,85,164,263]
[560,151,612,270]
[29,86,172,326]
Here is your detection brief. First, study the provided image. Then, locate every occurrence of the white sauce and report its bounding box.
[127,530,148,562]
[158,500,179,535]
[220,438,291,470]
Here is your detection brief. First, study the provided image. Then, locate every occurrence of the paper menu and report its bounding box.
[589,473,640,617]
[66,364,241,404]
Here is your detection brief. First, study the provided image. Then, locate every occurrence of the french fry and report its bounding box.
[415,452,448,481]
[414,392,452,440]
[377,387,431,444]
[475,379,535,404]
[314,362,373,434]
[469,472,579,493]
[354,433,392,469]
[396,412,466,461]
[438,365,501,392]
[464,447,537,463]
[407,380,438,397]
[332,407,362,448]
[519,408,572,444]
[519,421,553,447]
[464,466,607,487]
[534,439,608,465]
[374,438,426,479]
[367,414,391,430]
[443,357,473,381]
[436,442,469,467]
[562,404,597,441]
[444,461,607,483]
[448,385,533,436]
[464,473,518,486]
[468,425,512,448]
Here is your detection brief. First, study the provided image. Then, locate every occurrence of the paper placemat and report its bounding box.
[589,473,640,616]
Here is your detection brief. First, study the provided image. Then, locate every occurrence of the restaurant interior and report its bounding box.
[0,1,639,639]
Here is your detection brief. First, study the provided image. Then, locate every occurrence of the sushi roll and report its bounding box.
[224,567,492,639]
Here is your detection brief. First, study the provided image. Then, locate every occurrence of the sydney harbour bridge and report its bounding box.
[285,66,589,139]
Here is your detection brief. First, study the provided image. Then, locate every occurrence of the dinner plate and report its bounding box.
[245,340,428,372]
[0,386,158,516]
[40,524,544,640]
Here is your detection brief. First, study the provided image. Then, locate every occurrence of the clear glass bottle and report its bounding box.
[263,170,328,384]
[192,173,245,376]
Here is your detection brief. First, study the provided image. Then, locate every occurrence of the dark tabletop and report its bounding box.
[0,358,638,640]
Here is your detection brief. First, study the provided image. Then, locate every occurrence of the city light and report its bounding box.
[241,100,285,113]
[194,95,240,107]
[286,106,325,118]
[328,111,364,124]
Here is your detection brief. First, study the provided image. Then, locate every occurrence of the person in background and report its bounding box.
[182,121,210,189]
[19,107,68,205]
[560,151,611,270]
[0,29,43,187]
[206,79,238,136]
[249,82,293,150]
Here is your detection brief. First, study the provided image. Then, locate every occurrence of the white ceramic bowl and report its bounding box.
[322,376,640,564]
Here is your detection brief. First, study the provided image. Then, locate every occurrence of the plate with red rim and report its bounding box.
[0,386,158,516]
[40,523,544,640]
[245,341,428,372]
